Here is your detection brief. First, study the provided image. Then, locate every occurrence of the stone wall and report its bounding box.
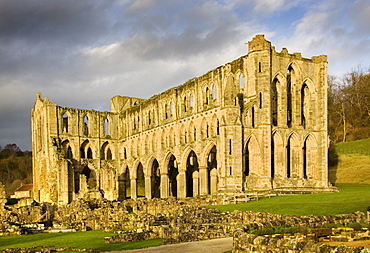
[233,230,370,253]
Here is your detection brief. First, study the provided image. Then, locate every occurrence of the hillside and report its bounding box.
[329,139,370,185]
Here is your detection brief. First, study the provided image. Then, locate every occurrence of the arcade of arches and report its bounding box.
[31,35,333,205]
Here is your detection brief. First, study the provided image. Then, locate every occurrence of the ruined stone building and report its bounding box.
[32,35,331,205]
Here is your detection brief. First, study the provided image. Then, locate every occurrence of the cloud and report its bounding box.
[0,0,369,150]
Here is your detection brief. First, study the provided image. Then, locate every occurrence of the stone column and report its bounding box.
[177,171,186,198]
[130,178,137,199]
[193,171,199,197]
[199,166,208,195]
[145,176,152,199]
[160,173,169,198]
[210,168,218,194]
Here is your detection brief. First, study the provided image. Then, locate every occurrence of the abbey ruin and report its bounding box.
[32,35,331,205]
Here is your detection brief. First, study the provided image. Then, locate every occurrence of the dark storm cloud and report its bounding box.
[0,0,115,45]
[0,0,368,150]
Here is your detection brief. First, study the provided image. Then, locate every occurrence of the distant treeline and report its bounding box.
[328,66,370,143]
[0,144,32,197]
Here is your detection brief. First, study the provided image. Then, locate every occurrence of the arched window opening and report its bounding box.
[123,147,127,159]
[217,120,220,135]
[207,146,217,194]
[83,116,89,136]
[148,111,151,125]
[271,78,278,126]
[106,148,112,160]
[165,104,168,119]
[212,85,217,100]
[287,66,294,127]
[206,125,209,138]
[80,147,85,158]
[66,146,73,159]
[185,131,187,143]
[137,116,140,129]
[104,118,109,136]
[63,113,68,133]
[184,97,187,112]
[137,163,145,198]
[186,151,199,197]
[205,87,209,105]
[87,147,93,159]
[301,84,308,128]
[168,155,178,197]
[258,62,262,73]
[239,74,244,89]
[151,159,160,198]
[189,94,194,108]
[124,167,131,199]
[303,140,307,179]
[194,128,197,141]
[244,144,249,176]
[169,102,173,116]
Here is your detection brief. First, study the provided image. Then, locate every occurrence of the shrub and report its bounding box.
[348,222,364,231]
[323,223,340,229]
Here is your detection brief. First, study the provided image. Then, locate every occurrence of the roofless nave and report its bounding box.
[32,35,332,205]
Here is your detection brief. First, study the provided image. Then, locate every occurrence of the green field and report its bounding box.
[0,230,164,251]
[207,184,370,215]
[336,138,370,156]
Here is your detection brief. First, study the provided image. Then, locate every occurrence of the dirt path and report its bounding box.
[106,237,233,253]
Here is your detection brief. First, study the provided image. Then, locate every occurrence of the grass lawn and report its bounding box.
[0,230,164,251]
[207,184,370,216]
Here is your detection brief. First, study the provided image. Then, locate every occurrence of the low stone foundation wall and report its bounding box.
[233,230,370,253]
[0,197,367,250]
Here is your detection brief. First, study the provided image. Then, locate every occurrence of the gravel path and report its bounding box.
[106,237,233,253]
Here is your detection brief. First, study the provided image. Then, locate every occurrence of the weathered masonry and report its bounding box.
[32,35,332,205]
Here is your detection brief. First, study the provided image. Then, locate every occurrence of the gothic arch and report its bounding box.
[303,134,318,179]
[272,130,285,177]
[61,111,72,133]
[61,140,73,159]
[244,134,262,176]
[80,140,93,159]
[286,132,300,178]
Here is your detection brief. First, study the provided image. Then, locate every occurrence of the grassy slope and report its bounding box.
[0,230,164,251]
[208,184,370,215]
[209,139,370,215]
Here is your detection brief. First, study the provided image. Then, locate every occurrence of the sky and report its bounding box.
[0,0,369,151]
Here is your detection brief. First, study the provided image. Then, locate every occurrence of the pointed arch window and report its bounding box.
[212,85,217,100]
[301,84,309,128]
[287,66,294,127]
[239,74,244,89]
[83,116,89,136]
[169,102,173,116]
[104,118,109,135]
[189,94,194,108]
[205,87,209,105]
[271,78,279,126]
[62,113,68,133]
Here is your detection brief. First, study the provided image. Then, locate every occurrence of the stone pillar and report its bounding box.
[177,171,186,198]
[199,166,208,195]
[193,171,199,197]
[130,178,137,199]
[118,179,125,201]
[160,173,169,198]
[210,168,218,194]
[145,176,152,199]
